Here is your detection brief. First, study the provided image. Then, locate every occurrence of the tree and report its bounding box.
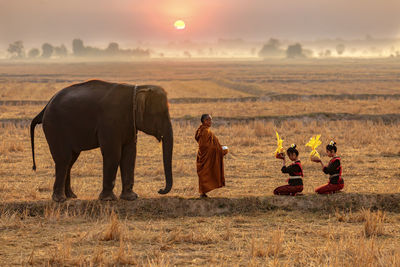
[106,42,119,55]
[41,43,54,58]
[54,44,68,57]
[258,38,284,58]
[28,48,40,58]
[336,44,345,55]
[286,43,305,58]
[72,38,85,56]
[325,50,331,57]
[7,41,25,58]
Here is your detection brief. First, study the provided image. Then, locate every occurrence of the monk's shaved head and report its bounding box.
[201,114,211,123]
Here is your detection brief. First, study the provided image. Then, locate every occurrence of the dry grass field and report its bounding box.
[1,60,400,266]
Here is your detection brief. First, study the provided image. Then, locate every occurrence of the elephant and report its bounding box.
[30,80,173,202]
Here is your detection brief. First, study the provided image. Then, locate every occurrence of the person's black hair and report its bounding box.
[287,144,299,156]
[326,141,337,152]
[201,114,210,123]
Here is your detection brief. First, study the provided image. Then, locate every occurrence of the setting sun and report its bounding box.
[174,20,186,30]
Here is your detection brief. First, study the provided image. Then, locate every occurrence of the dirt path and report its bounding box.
[1,193,399,220]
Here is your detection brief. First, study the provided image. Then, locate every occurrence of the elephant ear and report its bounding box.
[136,90,147,124]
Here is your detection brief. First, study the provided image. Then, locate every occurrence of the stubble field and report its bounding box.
[0,60,400,266]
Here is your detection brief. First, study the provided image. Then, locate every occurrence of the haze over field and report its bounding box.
[2,0,400,43]
[1,0,400,59]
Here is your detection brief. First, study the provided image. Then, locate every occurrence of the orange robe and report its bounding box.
[195,125,225,194]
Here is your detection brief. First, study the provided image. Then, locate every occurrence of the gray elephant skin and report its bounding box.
[30,80,173,202]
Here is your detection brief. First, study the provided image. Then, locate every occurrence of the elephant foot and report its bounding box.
[52,193,67,203]
[99,191,117,201]
[120,191,138,201]
[65,190,77,199]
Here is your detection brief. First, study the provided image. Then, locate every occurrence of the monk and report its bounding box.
[195,114,228,198]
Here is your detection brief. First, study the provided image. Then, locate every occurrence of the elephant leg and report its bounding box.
[52,158,71,203]
[65,152,80,199]
[120,140,138,201]
[99,145,121,201]
[46,130,72,202]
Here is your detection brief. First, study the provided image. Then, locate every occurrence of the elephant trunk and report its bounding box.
[158,123,173,194]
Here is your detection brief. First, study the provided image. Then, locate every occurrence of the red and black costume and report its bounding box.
[274,160,304,196]
[315,156,344,194]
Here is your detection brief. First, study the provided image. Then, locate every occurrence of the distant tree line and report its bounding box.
[8,41,69,59]
[258,38,349,59]
[6,39,150,59]
[72,39,150,58]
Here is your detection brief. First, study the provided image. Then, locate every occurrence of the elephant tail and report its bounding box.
[31,105,46,171]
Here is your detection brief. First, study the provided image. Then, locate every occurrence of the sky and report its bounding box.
[1,0,400,47]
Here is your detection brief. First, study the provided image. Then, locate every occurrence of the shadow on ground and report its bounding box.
[1,193,399,219]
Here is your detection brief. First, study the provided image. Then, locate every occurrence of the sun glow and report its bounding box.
[174,20,186,30]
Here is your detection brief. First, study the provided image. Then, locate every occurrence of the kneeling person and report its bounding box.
[314,141,344,194]
[274,144,304,196]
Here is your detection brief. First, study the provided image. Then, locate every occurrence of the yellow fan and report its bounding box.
[306,135,322,160]
[274,131,284,158]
